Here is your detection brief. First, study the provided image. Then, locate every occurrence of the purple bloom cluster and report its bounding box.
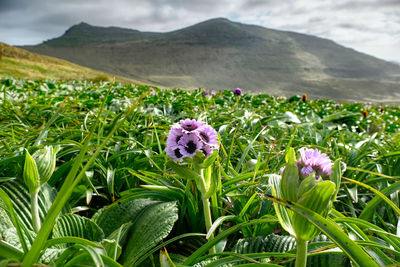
[166,119,219,162]
[297,148,332,179]
[233,88,242,95]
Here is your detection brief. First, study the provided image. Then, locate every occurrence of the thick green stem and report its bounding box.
[295,238,308,267]
[198,170,216,255]
[201,196,216,254]
[31,189,40,232]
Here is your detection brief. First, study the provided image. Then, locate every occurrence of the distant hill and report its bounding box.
[21,18,400,102]
[0,42,138,83]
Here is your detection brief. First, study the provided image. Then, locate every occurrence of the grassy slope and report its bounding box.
[0,42,141,84]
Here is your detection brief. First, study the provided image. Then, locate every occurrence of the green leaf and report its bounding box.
[343,177,400,217]
[23,149,40,193]
[183,219,277,266]
[202,165,217,199]
[102,239,121,260]
[321,111,358,122]
[265,195,379,267]
[120,201,179,265]
[283,111,301,123]
[206,215,237,239]
[0,180,56,233]
[65,244,104,267]
[44,236,102,251]
[280,148,299,202]
[269,174,295,236]
[330,159,343,202]
[53,213,104,242]
[133,233,206,267]
[0,240,23,260]
[359,180,400,220]
[293,181,335,241]
[0,187,29,253]
[167,160,200,180]
[199,150,218,169]
[297,175,316,198]
[92,198,160,237]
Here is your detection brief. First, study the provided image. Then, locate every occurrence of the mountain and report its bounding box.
[21,18,400,102]
[0,42,139,83]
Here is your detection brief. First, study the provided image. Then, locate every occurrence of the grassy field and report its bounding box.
[0,79,399,266]
[0,42,142,84]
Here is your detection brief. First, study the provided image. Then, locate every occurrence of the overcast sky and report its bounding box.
[1,0,399,63]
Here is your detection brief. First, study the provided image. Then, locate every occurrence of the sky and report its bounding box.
[1,0,399,63]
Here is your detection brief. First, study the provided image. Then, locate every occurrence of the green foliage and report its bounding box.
[53,213,104,242]
[0,78,399,266]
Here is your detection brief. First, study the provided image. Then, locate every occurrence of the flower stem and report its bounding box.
[198,170,216,255]
[201,196,216,254]
[31,189,40,232]
[295,238,308,267]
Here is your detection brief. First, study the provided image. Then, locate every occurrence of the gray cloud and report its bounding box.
[0,0,399,62]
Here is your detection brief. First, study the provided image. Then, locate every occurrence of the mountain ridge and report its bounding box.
[21,18,400,101]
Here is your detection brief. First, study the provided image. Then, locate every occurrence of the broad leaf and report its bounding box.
[120,201,178,265]
[293,181,335,241]
[53,213,104,242]
[92,198,160,237]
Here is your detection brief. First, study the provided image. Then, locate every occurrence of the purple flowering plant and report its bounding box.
[166,119,219,254]
[270,147,343,266]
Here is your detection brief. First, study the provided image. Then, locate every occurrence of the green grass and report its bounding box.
[0,42,143,84]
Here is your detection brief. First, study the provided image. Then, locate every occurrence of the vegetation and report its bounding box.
[0,43,139,84]
[0,78,400,266]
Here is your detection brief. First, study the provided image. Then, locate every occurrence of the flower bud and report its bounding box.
[23,149,40,193]
[32,146,58,185]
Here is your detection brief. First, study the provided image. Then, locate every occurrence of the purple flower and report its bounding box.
[203,91,209,96]
[211,90,216,95]
[166,119,219,161]
[297,148,332,179]
[166,127,184,147]
[178,133,203,157]
[233,88,242,95]
[180,119,204,132]
[196,125,219,147]
[200,144,214,157]
[211,105,215,109]
[166,145,184,162]
[150,88,156,95]
[335,104,341,109]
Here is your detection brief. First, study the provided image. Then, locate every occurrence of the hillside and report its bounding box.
[22,18,400,101]
[0,42,138,83]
